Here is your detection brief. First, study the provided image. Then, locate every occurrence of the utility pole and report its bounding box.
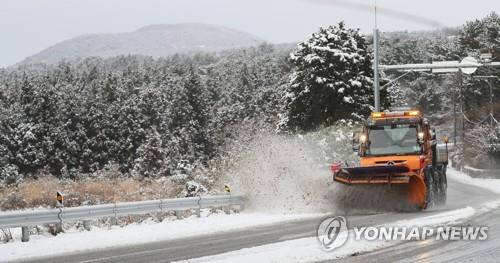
[373,1,380,112]
[474,76,498,131]
[490,78,494,129]
[453,72,457,145]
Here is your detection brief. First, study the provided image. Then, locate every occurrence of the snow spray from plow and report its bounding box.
[220,127,422,214]
[221,133,334,213]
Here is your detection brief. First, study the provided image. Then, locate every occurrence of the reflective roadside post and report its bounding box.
[224,184,231,214]
[56,191,64,234]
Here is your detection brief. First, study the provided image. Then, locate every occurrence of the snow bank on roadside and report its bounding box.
[180,207,476,263]
[181,234,384,263]
[448,167,500,194]
[478,200,500,213]
[388,206,475,227]
[0,211,323,262]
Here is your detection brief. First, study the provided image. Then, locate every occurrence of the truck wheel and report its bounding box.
[424,167,435,208]
[434,166,447,206]
[434,168,443,205]
[439,167,447,205]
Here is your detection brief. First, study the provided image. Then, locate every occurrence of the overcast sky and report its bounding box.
[1,0,498,67]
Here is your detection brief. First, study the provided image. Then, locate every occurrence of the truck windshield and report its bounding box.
[365,124,421,156]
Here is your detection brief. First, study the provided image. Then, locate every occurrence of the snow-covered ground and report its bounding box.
[178,207,477,263]
[0,211,323,262]
[1,167,499,262]
[448,167,500,194]
[447,167,500,214]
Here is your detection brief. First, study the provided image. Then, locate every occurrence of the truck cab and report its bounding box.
[355,110,437,171]
[332,110,448,209]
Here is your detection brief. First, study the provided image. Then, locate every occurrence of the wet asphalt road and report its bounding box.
[333,208,500,263]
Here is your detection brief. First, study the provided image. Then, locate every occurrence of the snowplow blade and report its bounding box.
[333,165,412,184]
[333,165,427,208]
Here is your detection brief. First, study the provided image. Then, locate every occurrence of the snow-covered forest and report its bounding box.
[0,12,499,185]
[0,44,292,184]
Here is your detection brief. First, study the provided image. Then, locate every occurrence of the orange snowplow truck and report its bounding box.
[332,110,449,209]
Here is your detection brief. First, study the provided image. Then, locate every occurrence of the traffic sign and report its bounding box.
[56,191,64,207]
[460,57,478,74]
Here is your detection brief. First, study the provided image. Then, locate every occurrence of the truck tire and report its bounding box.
[431,144,437,168]
[424,167,435,208]
[436,166,447,205]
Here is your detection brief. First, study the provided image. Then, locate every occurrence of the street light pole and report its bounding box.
[459,71,465,161]
[373,0,380,112]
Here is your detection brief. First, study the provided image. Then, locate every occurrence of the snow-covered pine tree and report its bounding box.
[459,11,500,60]
[458,12,500,126]
[280,22,376,131]
[132,128,167,178]
[183,67,211,160]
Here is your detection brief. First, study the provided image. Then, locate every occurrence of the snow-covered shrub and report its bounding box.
[0,192,28,210]
[0,229,13,243]
[183,181,207,197]
[170,173,190,184]
[0,164,22,186]
[466,124,500,169]
[94,162,124,179]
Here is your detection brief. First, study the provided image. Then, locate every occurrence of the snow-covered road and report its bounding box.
[179,207,479,263]
[177,168,500,263]
[0,212,323,262]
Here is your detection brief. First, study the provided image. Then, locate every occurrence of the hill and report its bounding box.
[20,23,265,64]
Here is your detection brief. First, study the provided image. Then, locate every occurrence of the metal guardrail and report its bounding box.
[463,165,500,179]
[0,194,245,229]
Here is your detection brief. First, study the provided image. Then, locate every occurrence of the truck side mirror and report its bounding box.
[431,128,437,140]
[352,132,360,143]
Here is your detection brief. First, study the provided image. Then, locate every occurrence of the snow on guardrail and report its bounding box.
[0,194,245,242]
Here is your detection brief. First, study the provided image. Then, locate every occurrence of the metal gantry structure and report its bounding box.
[374,57,500,146]
[370,0,499,144]
[370,0,500,116]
